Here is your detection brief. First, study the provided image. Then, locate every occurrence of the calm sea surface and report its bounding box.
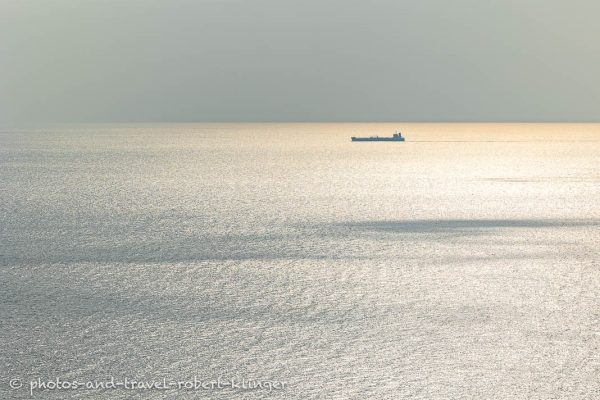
[1,123,599,399]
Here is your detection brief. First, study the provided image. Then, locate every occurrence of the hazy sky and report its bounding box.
[2,0,600,123]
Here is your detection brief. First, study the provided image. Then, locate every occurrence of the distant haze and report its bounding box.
[2,0,600,124]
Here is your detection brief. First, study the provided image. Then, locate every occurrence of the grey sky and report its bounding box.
[2,0,600,123]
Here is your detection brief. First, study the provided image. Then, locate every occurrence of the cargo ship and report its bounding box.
[351,131,405,142]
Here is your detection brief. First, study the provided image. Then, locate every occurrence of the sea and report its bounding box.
[1,123,599,399]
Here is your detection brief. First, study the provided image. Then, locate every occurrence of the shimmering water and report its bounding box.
[1,123,599,399]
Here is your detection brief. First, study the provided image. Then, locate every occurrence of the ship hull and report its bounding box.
[351,137,405,142]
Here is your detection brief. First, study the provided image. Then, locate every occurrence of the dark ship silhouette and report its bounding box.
[351,131,405,142]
